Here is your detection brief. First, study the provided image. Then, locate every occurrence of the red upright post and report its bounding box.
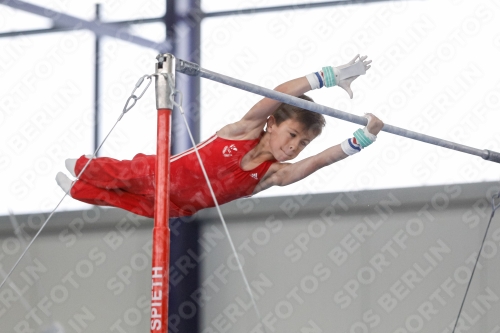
[151,54,175,333]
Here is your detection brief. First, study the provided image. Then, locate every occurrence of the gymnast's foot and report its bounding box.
[56,172,74,194]
[65,159,77,177]
[65,155,92,177]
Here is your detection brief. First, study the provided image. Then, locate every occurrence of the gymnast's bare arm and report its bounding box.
[252,114,384,194]
[217,77,312,140]
[252,145,348,194]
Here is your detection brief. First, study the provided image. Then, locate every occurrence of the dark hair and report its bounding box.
[271,94,326,136]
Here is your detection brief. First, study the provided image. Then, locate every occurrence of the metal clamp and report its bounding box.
[155,53,176,110]
[123,75,153,114]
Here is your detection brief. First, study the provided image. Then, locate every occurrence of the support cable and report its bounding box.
[0,74,153,291]
[172,89,267,333]
[451,192,500,333]
[175,58,500,332]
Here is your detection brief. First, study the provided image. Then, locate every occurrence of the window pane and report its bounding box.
[0,32,94,215]
[0,6,52,32]
[13,0,96,21]
[0,1,165,27]
[100,0,165,21]
[99,35,162,160]
[128,22,166,44]
[201,0,500,197]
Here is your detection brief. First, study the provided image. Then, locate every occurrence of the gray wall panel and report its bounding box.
[1,181,499,333]
[198,182,500,333]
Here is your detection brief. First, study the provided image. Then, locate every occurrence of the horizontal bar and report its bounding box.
[176,59,500,164]
[0,0,171,51]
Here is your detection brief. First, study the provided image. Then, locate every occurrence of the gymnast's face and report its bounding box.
[267,117,318,162]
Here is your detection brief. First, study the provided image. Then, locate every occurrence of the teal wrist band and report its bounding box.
[322,66,337,87]
[353,128,373,148]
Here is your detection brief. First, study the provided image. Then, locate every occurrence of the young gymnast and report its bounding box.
[56,55,383,218]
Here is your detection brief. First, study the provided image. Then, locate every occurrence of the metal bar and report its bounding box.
[0,0,396,39]
[94,4,100,155]
[0,0,408,39]
[165,0,201,332]
[0,26,71,38]
[0,0,171,51]
[176,59,500,164]
[151,53,175,333]
[0,17,164,39]
[203,0,398,18]
[105,16,164,26]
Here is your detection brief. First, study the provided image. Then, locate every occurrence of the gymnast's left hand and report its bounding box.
[365,113,384,135]
[337,54,372,99]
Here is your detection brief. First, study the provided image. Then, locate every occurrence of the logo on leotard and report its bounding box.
[250,173,258,180]
[222,144,238,157]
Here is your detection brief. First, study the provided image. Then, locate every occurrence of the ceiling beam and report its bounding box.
[203,0,397,17]
[0,0,171,51]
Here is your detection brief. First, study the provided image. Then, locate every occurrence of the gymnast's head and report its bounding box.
[266,94,326,161]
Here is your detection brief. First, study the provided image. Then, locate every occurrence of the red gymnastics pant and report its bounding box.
[70,154,156,218]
